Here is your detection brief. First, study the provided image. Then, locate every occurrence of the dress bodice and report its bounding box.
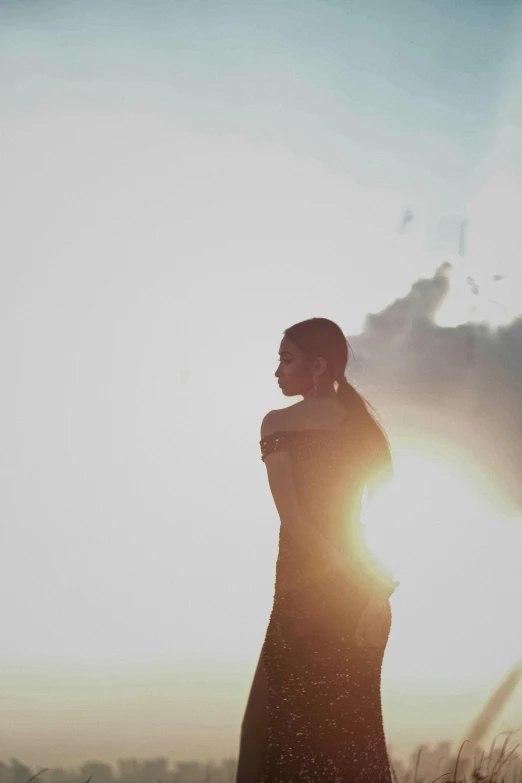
[260,428,372,594]
[261,427,367,509]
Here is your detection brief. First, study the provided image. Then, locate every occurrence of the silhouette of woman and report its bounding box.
[236,318,398,783]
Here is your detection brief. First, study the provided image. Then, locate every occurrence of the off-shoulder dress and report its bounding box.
[258,427,393,783]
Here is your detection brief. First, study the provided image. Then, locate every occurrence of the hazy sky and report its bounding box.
[1,0,521,769]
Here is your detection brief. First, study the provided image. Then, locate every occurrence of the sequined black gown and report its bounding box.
[258,428,393,783]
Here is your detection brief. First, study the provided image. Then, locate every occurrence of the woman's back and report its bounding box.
[269,396,350,433]
[260,398,373,597]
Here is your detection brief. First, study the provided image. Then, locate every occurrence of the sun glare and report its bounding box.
[360,446,522,683]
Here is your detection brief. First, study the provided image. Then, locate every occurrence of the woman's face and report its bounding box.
[275,336,315,397]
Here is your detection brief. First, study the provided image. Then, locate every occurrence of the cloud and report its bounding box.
[348,264,522,515]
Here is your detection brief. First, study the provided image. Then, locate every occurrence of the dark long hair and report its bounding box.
[284,317,393,497]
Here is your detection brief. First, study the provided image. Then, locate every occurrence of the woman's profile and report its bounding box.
[235,317,398,783]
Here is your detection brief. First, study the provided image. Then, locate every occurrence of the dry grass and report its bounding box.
[390,733,521,783]
[17,732,522,783]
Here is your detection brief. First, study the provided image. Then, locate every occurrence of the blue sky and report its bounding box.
[1,0,519,209]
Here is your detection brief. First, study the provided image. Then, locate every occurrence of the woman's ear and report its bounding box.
[314,356,328,377]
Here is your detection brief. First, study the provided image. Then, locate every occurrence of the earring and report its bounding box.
[313,374,318,396]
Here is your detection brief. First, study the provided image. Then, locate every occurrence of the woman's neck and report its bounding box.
[302,387,337,401]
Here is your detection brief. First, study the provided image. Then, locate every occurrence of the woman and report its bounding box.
[236,317,398,783]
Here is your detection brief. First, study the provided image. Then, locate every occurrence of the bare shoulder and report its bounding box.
[260,409,285,439]
[260,404,301,438]
[262,399,348,438]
